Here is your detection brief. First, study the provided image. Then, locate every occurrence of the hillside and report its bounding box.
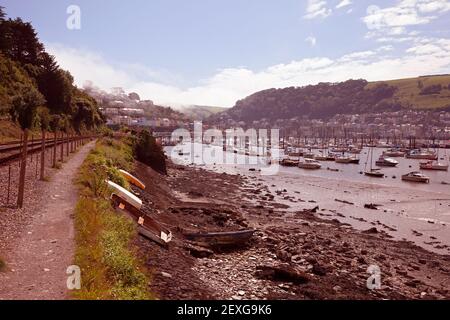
[368,75,450,110]
[209,76,450,124]
[177,105,226,120]
[0,7,104,141]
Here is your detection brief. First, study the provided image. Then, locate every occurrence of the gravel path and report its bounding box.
[0,141,94,300]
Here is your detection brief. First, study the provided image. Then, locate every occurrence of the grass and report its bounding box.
[73,137,152,300]
[0,119,57,143]
[367,75,450,110]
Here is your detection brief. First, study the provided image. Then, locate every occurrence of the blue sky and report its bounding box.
[2,0,450,107]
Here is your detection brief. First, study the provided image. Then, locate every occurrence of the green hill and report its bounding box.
[209,76,450,124]
[367,75,450,110]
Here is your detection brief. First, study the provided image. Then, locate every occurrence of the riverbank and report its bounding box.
[134,161,450,300]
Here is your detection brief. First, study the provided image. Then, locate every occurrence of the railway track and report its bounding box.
[0,136,93,166]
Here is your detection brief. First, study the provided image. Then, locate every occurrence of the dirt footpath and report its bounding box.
[0,141,94,300]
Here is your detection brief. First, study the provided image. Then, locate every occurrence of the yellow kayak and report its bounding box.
[119,169,146,190]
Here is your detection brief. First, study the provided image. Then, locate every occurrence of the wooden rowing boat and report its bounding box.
[183,229,255,247]
[119,169,146,190]
[111,193,172,247]
[107,180,143,210]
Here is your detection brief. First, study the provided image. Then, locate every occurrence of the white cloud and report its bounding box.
[336,0,352,9]
[363,0,450,38]
[305,36,317,47]
[47,39,450,107]
[339,50,376,62]
[304,0,332,19]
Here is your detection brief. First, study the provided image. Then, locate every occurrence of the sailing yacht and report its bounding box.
[364,147,384,177]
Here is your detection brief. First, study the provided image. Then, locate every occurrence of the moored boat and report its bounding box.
[375,156,399,167]
[335,156,352,164]
[401,171,430,183]
[298,158,322,169]
[419,161,449,171]
[280,157,299,167]
[364,169,384,178]
[405,150,437,160]
[383,149,405,157]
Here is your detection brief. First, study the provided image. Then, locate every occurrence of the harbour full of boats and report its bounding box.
[170,139,449,187]
[278,145,448,185]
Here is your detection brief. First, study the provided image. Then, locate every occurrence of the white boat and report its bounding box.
[383,149,405,157]
[364,146,385,177]
[406,150,437,160]
[107,180,143,210]
[375,156,399,167]
[364,169,384,178]
[335,156,352,164]
[298,158,322,169]
[303,152,315,159]
[401,172,430,183]
[419,161,449,171]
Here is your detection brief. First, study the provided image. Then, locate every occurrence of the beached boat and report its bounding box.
[119,169,146,190]
[405,150,437,160]
[375,156,399,167]
[401,171,430,183]
[298,158,322,169]
[183,229,255,247]
[419,161,449,171]
[107,180,143,210]
[111,193,173,246]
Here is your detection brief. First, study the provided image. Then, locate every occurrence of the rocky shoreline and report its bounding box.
[133,161,450,300]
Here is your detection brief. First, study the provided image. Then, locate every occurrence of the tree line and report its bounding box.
[0,6,104,207]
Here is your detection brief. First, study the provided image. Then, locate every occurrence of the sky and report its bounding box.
[2,0,450,107]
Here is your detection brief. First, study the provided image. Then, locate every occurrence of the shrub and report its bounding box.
[133,130,167,174]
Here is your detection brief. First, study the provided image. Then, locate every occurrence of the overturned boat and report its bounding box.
[108,186,172,247]
[107,180,143,210]
[119,169,146,190]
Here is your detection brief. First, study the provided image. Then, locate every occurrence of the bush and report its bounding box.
[420,84,442,95]
[133,130,167,174]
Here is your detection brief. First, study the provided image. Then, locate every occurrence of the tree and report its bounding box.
[0,6,6,22]
[0,18,45,66]
[10,84,45,208]
[36,106,50,180]
[37,55,74,114]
